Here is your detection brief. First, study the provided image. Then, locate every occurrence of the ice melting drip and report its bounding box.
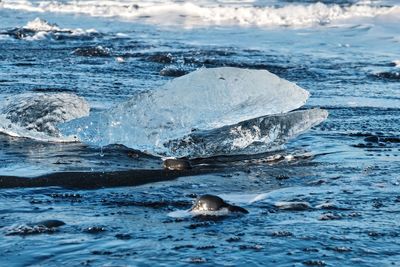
[60,67,324,157]
[0,93,89,142]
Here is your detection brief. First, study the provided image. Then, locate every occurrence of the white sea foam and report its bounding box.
[1,1,399,28]
[24,17,61,32]
[8,17,99,41]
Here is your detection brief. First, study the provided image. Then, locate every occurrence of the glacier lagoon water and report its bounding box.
[0,0,400,266]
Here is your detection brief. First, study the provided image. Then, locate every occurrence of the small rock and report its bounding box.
[303,260,326,266]
[226,236,241,242]
[163,158,192,171]
[84,226,106,234]
[275,201,311,211]
[239,244,263,251]
[35,220,65,228]
[188,257,207,263]
[270,231,293,237]
[364,136,379,143]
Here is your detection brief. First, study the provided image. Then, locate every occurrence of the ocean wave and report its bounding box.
[1,1,399,28]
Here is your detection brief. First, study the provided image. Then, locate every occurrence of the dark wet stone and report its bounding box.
[50,193,83,199]
[147,53,173,64]
[364,136,379,143]
[270,231,293,237]
[190,194,248,214]
[381,137,400,143]
[188,257,207,263]
[226,236,241,242]
[303,260,326,266]
[275,201,311,211]
[354,143,366,148]
[348,212,362,217]
[374,71,400,80]
[35,220,65,228]
[367,231,383,237]
[276,174,289,180]
[7,28,34,39]
[372,200,384,208]
[115,233,132,240]
[159,66,187,77]
[73,46,110,57]
[330,246,352,252]
[307,179,327,185]
[315,202,348,210]
[5,220,65,236]
[239,244,263,251]
[173,244,194,250]
[163,158,192,171]
[29,199,51,204]
[91,250,112,255]
[303,248,320,252]
[84,226,106,234]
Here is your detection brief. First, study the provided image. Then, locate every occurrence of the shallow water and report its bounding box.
[1,0,400,266]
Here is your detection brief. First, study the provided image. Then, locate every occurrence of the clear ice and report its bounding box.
[0,93,89,142]
[60,67,327,157]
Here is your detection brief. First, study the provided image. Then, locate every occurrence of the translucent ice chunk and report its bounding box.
[0,93,89,141]
[60,67,310,155]
[164,108,328,158]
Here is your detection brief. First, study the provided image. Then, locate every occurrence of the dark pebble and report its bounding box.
[276,175,289,180]
[364,136,379,143]
[226,236,241,242]
[270,231,293,237]
[188,257,207,263]
[174,244,194,250]
[35,220,66,228]
[84,226,106,234]
[163,158,192,170]
[239,244,263,251]
[303,260,326,266]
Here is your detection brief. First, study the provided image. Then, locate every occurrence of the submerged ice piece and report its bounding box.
[164,108,328,158]
[60,67,311,155]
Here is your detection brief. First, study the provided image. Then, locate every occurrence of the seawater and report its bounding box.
[0,0,399,266]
